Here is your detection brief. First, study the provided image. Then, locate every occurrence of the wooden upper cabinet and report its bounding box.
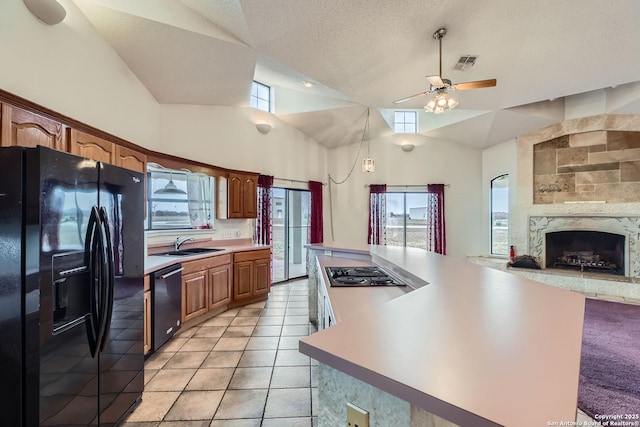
[69,128,114,164]
[227,172,258,219]
[243,175,258,218]
[228,173,244,218]
[114,144,147,173]
[0,103,65,150]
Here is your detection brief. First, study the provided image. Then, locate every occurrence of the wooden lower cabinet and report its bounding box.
[181,254,233,323]
[233,249,271,301]
[255,257,271,296]
[209,264,231,310]
[233,261,254,301]
[143,275,151,355]
[182,271,208,322]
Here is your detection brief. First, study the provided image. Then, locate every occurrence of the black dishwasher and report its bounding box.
[152,264,183,352]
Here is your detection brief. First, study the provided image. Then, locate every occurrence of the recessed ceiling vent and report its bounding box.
[454,56,477,71]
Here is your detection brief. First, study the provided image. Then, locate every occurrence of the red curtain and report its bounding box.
[309,181,323,244]
[255,175,274,245]
[427,184,446,254]
[368,184,387,244]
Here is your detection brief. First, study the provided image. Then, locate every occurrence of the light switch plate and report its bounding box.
[347,402,369,427]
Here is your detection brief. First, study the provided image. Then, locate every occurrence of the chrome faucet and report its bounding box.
[175,236,195,251]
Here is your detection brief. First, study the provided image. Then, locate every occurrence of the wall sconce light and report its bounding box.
[23,0,66,25]
[256,123,272,134]
[401,144,415,152]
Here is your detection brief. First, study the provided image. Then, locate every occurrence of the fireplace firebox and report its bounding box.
[545,231,625,275]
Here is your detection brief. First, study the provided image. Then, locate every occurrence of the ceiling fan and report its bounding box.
[393,28,496,111]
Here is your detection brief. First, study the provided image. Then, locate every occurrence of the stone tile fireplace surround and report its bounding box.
[508,115,640,299]
[529,215,640,277]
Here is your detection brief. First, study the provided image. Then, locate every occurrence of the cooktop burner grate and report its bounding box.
[334,276,367,284]
[325,266,407,287]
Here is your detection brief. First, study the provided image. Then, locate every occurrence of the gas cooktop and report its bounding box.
[325,266,407,287]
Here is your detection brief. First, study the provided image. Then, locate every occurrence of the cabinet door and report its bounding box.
[209,264,231,309]
[243,174,258,218]
[69,128,114,164]
[182,271,208,322]
[114,144,146,173]
[254,257,271,296]
[233,260,253,300]
[1,104,65,150]
[227,173,243,218]
[143,289,151,354]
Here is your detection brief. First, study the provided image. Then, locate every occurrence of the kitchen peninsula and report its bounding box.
[301,245,585,427]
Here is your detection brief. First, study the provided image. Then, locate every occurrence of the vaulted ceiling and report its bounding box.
[71,0,640,149]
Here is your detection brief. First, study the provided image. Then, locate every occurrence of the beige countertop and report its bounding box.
[145,244,270,275]
[300,245,585,427]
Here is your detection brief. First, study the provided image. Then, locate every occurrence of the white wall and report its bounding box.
[0,0,160,149]
[481,138,518,256]
[1,2,331,247]
[158,105,328,182]
[327,134,484,259]
[157,105,330,245]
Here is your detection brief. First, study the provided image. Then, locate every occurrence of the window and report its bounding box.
[385,192,428,249]
[394,111,417,133]
[491,174,509,255]
[147,167,214,230]
[250,81,271,112]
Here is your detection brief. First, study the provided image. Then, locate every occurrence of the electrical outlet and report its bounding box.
[347,403,369,427]
[324,250,332,256]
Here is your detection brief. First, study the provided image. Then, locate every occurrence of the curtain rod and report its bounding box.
[274,177,327,186]
[363,184,450,188]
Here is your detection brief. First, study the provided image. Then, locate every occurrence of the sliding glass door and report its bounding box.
[272,188,310,283]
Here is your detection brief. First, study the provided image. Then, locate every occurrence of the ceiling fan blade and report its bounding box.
[393,91,429,104]
[427,75,444,87]
[452,78,497,91]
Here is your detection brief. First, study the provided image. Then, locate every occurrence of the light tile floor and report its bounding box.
[122,279,640,427]
[122,279,317,427]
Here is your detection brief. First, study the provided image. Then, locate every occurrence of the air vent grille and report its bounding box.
[454,56,477,71]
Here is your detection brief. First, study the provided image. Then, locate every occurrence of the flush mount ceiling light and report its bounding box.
[256,123,272,134]
[302,80,315,88]
[401,143,415,152]
[23,0,66,25]
[154,172,186,195]
[361,108,375,173]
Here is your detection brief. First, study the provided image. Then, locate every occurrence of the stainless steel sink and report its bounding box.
[158,248,225,256]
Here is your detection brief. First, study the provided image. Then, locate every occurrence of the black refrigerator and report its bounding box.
[0,146,145,426]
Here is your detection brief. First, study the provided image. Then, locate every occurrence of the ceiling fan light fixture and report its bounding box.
[425,91,457,114]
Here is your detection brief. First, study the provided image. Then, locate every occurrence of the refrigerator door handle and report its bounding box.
[83,206,101,358]
[98,207,115,352]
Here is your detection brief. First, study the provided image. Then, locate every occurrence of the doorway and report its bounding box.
[272,188,310,283]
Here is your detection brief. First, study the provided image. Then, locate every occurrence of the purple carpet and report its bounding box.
[578,298,640,418]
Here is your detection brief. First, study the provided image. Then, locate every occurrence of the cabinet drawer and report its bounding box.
[233,249,271,263]
[183,253,231,274]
